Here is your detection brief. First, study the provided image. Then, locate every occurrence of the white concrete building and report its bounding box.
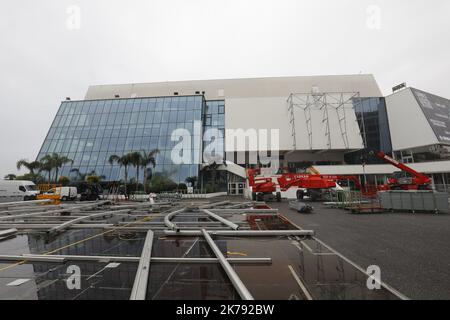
[86,74,384,167]
[39,74,450,193]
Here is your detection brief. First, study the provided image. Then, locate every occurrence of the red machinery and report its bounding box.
[247,169,341,201]
[277,173,336,190]
[320,175,386,196]
[371,151,432,190]
[247,168,280,202]
[309,167,384,196]
[247,151,431,202]
[277,173,337,200]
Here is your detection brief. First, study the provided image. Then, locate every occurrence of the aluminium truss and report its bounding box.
[287,92,363,150]
[0,197,406,300]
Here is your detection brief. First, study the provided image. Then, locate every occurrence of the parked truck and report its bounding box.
[0,180,39,202]
[42,186,78,201]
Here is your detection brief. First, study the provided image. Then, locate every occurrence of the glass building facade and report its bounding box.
[200,100,227,192]
[203,100,225,159]
[37,91,391,189]
[345,97,393,164]
[37,95,205,185]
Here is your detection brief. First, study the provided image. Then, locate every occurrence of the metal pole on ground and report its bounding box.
[163,208,185,232]
[165,230,314,237]
[201,229,254,300]
[202,209,239,230]
[48,209,132,234]
[130,230,154,300]
[0,201,109,221]
[0,254,272,265]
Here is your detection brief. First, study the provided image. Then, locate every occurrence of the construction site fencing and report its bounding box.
[325,190,383,213]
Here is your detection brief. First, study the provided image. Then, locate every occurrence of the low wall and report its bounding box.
[182,192,228,199]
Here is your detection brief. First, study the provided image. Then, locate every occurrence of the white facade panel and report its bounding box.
[85,74,383,100]
[313,164,394,175]
[85,75,381,153]
[385,88,438,151]
[284,151,345,163]
[225,96,291,151]
[224,96,364,152]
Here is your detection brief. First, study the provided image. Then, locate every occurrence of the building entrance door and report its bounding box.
[228,183,244,195]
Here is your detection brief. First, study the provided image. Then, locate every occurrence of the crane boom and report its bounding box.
[372,151,431,185]
[376,151,430,181]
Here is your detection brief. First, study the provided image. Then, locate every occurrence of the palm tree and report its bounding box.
[129,151,143,192]
[39,158,54,183]
[109,153,133,197]
[140,149,160,193]
[59,176,70,186]
[16,159,41,175]
[70,169,104,182]
[4,174,16,180]
[54,155,73,182]
[87,170,106,182]
[86,174,101,184]
[40,153,73,183]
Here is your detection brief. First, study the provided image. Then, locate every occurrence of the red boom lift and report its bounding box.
[277,173,337,201]
[246,168,280,202]
[247,169,341,202]
[371,151,432,190]
[247,151,431,202]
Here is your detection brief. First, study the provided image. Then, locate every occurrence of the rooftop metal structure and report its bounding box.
[287,92,363,151]
[0,197,406,300]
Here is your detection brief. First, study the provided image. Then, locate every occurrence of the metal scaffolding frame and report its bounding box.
[0,199,284,301]
[0,198,406,301]
[287,92,362,150]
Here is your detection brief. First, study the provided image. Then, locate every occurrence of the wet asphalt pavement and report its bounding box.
[269,200,450,300]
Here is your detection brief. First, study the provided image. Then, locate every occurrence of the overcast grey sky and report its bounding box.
[0,0,449,177]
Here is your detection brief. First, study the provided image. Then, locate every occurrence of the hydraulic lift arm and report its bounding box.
[371,151,431,184]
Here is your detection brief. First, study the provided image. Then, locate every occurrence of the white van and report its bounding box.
[0,180,39,202]
[44,187,78,201]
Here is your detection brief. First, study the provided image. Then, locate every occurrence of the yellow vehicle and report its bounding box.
[37,184,62,205]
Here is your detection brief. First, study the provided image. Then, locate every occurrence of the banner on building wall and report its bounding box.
[412,88,450,144]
